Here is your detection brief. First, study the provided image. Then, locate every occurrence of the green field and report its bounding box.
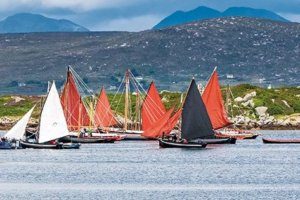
[0,84,299,120]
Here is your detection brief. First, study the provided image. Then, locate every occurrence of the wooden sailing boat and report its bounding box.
[20,81,80,149]
[159,79,235,148]
[202,68,259,140]
[1,106,35,149]
[60,67,121,143]
[140,81,179,139]
[262,138,300,144]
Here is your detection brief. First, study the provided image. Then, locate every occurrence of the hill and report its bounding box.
[0,17,299,94]
[153,6,289,29]
[0,13,89,33]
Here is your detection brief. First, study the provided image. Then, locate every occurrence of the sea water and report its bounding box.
[0,130,299,200]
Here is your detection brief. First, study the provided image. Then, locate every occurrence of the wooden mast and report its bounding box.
[135,90,141,130]
[124,69,130,131]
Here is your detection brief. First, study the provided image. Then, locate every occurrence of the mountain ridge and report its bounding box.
[153,6,289,29]
[0,17,299,94]
[0,13,89,33]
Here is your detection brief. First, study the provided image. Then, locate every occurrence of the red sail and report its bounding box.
[61,70,91,131]
[94,87,117,128]
[161,108,182,135]
[142,108,173,139]
[202,70,232,130]
[141,81,166,131]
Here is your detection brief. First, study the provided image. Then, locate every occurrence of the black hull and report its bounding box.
[262,138,300,144]
[203,138,236,144]
[158,139,207,148]
[20,140,80,149]
[20,140,61,149]
[60,136,115,144]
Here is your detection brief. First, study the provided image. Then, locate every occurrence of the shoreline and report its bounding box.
[1,123,299,131]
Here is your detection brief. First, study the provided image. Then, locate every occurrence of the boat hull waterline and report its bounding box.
[158,139,207,148]
[60,136,115,144]
[262,138,300,144]
[20,140,80,149]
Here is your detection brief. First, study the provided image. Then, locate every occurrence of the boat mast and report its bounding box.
[124,69,130,131]
[135,90,141,130]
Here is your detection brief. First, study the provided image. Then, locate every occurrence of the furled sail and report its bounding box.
[142,108,173,138]
[61,69,91,130]
[202,70,232,130]
[181,79,214,140]
[141,81,166,130]
[94,87,117,128]
[38,82,69,143]
[4,106,35,140]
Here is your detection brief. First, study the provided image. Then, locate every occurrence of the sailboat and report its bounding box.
[60,67,121,143]
[19,82,80,149]
[1,106,35,149]
[262,138,300,144]
[159,79,235,148]
[202,68,259,140]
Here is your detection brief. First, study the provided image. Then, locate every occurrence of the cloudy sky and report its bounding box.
[0,0,300,31]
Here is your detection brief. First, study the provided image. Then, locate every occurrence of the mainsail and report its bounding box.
[161,108,182,135]
[61,69,91,130]
[202,69,232,130]
[4,106,35,140]
[141,81,166,130]
[38,82,69,144]
[142,108,173,138]
[94,87,117,128]
[181,79,214,140]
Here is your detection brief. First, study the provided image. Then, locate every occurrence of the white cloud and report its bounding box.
[91,14,163,31]
[0,0,144,12]
[279,13,300,22]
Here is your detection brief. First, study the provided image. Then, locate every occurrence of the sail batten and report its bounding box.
[4,106,35,140]
[38,82,69,144]
[141,81,166,130]
[94,87,117,128]
[181,79,214,140]
[202,70,232,130]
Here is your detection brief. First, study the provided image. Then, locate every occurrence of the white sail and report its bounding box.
[4,106,35,140]
[38,81,69,143]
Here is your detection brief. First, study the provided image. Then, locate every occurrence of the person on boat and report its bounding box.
[80,128,87,138]
[172,134,178,142]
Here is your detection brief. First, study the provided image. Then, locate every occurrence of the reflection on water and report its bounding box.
[0,130,299,199]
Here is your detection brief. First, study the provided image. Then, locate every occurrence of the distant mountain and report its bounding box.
[153,6,289,29]
[0,13,89,33]
[0,17,299,94]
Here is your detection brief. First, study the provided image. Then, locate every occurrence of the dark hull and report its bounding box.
[262,138,300,144]
[20,140,80,149]
[0,141,13,149]
[202,138,236,144]
[159,139,207,148]
[20,140,61,149]
[60,136,115,143]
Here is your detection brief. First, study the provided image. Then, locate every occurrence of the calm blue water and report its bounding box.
[0,130,299,200]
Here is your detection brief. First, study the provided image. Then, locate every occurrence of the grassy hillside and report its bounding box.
[0,84,299,121]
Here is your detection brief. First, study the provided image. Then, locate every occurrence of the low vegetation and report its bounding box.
[0,84,299,120]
